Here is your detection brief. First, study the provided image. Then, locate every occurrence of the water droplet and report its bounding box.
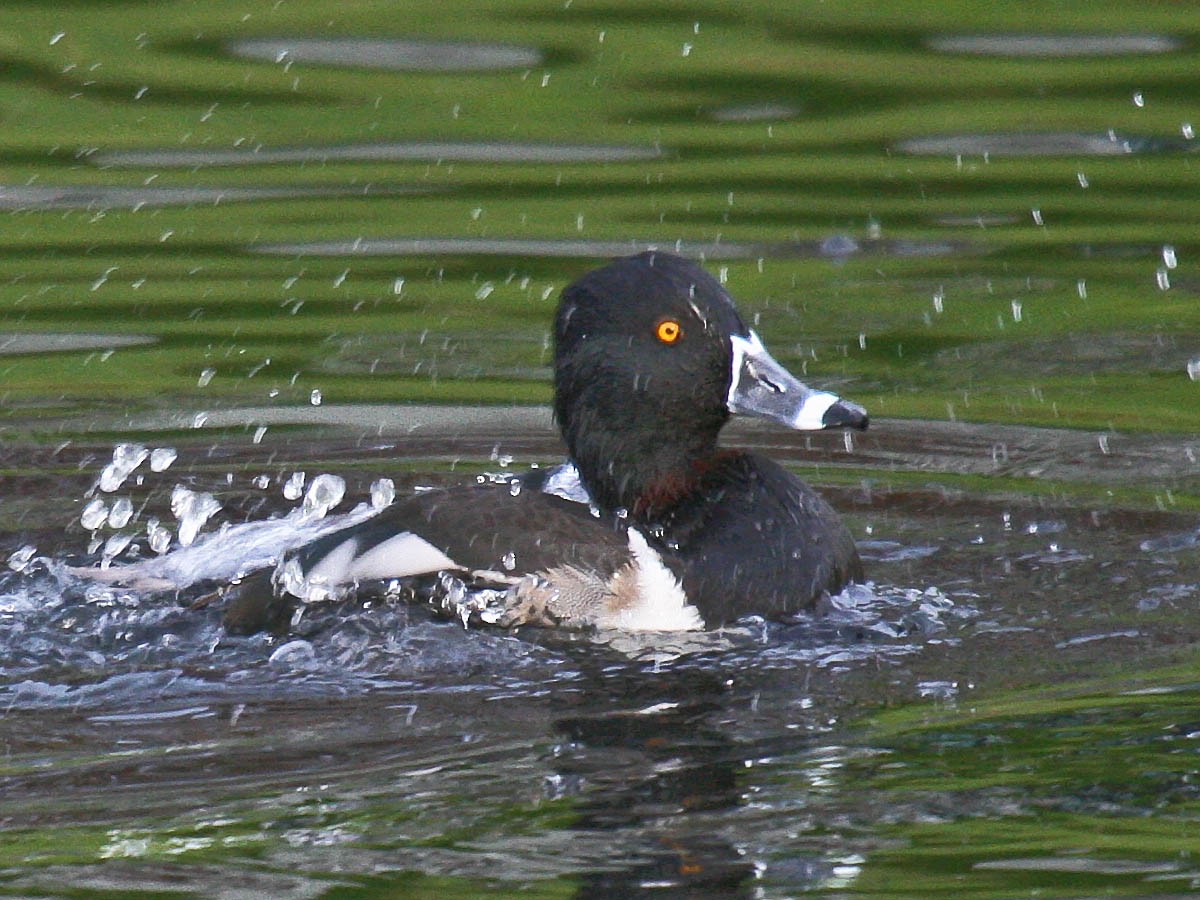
[283,472,306,500]
[502,551,517,571]
[1098,434,1110,454]
[1076,279,1087,299]
[81,498,108,530]
[197,367,216,387]
[932,288,944,313]
[300,473,346,520]
[91,266,118,291]
[170,486,221,547]
[101,533,133,568]
[1187,359,1200,381]
[310,388,322,406]
[148,518,172,554]
[1030,208,1043,226]
[475,282,495,300]
[681,42,693,57]
[99,443,149,492]
[1076,171,1089,188]
[370,478,395,509]
[1183,123,1195,140]
[7,544,37,572]
[509,479,522,497]
[192,413,208,429]
[252,426,268,444]
[108,497,134,529]
[50,32,66,45]
[1011,300,1023,322]
[858,332,867,349]
[333,269,349,287]
[1133,91,1145,107]
[269,638,316,667]
[1156,268,1171,290]
[393,277,405,295]
[1162,245,1178,269]
[149,447,177,472]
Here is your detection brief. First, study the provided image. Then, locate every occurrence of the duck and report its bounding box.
[223,251,867,634]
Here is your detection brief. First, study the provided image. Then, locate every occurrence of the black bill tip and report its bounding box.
[822,400,869,431]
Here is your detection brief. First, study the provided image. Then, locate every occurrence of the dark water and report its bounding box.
[4,419,1200,897]
[4,2,1200,897]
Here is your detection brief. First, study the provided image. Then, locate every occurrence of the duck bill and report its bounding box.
[727,332,868,431]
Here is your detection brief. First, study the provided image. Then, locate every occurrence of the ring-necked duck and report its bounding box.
[225,252,867,633]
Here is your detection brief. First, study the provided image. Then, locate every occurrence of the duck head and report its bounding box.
[554,251,867,516]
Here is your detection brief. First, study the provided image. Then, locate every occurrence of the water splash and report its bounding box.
[299,474,346,521]
[171,486,222,547]
[108,497,134,529]
[149,448,177,472]
[81,498,108,530]
[283,471,306,500]
[147,519,172,554]
[7,545,38,573]
[98,443,149,492]
[370,478,396,509]
[101,533,134,569]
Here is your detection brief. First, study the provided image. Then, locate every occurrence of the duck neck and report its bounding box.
[565,420,725,521]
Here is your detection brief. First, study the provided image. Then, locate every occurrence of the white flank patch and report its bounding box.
[304,536,362,586]
[343,531,459,580]
[614,528,703,631]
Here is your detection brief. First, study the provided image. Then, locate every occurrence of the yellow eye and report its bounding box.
[656,319,682,344]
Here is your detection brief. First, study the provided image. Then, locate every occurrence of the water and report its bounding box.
[3,1,1200,897]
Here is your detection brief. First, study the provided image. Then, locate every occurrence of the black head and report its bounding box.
[554,253,741,509]
[554,252,866,515]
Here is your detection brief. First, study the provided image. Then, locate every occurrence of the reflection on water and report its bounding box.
[0,332,157,354]
[227,37,544,72]
[926,34,1183,56]
[896,132,1195,157]
[709,102,800,122]
[0,183,417,210]
[93,140,664,168]
[251,235,966,259]
[126,402,556,433]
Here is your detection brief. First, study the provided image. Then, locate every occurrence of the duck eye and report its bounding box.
[655,319,682,344]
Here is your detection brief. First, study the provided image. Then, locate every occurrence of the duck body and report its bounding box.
[225,252,867,633]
